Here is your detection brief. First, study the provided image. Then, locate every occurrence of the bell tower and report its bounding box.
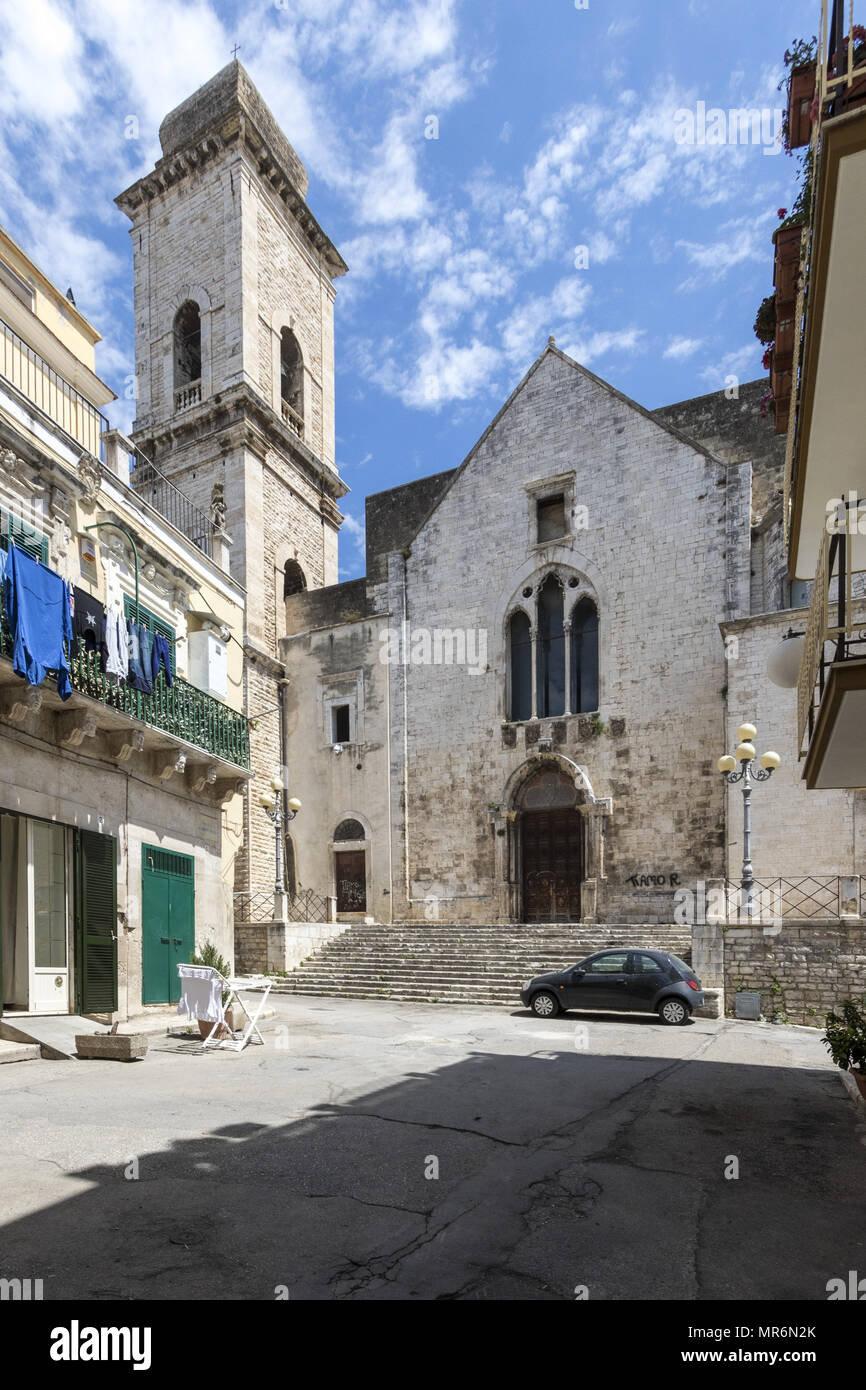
[116,61,349,895]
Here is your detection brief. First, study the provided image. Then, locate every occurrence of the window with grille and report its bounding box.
[0,506,49,564]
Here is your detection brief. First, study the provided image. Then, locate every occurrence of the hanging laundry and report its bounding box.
[104,609,129,682]
[151,631,174,687]
[3,543,73,700]
[71,585,108,669]
[126,619,153,695]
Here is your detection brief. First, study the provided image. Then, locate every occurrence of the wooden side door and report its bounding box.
[335,850,366,913]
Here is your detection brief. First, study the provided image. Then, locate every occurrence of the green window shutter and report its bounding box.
[0,506,49,564]
[75,829,118,1014]
[123,595,176,676]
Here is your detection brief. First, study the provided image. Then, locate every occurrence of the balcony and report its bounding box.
[174,379,202,412]
[797,503,866,787]
[782,3,866,575]
[0,316,108,458]
[280,398,304,439]
[127,443,214,558]
[0,557,250,778]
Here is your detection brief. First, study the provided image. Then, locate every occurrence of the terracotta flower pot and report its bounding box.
[850,1067,866,1100]
[198,1018,230,1040]
[787,63,817,149]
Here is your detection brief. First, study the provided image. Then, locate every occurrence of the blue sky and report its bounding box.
[0,0,819,578]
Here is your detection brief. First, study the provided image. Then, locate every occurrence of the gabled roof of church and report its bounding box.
[399,340,732,550]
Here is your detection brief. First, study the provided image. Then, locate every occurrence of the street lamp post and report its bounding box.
[717,723,781,919]
[259,773,301,918]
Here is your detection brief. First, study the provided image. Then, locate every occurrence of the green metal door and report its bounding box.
[141,846,195,1004]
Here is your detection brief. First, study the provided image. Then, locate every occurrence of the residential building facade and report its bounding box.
[0,225,250,1023]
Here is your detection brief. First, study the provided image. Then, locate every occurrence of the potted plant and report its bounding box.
[190,940,235,1038]
[822,997,866,1099]
[753,294,776,347]
[779,36,818,151]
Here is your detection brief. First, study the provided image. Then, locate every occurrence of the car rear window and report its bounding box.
[668,954,696,977]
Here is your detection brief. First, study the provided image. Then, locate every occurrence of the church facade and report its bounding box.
[281,354,863,927]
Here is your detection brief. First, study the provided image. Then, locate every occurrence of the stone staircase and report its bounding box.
[273,922,693,1007]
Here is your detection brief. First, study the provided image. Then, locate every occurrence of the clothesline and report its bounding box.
[2,541,175,700]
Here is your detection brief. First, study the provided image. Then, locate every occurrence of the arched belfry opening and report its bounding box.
[280,328,304,434]
[173,301,201,389]
[283,559,306,599]
[515,767,583,923]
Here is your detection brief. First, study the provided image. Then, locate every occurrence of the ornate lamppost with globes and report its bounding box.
[259,772,301,918]
[717,723,781,920]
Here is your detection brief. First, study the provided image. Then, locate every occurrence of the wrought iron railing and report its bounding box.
[725,875,864,920]
[233,889,330,923]
[0,316,108,458]
[70,646,250,766]
[128,443,213,557]
[797,504,866,754]
[0,580,249,767]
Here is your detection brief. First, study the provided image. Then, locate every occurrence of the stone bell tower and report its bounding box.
[116,60,349,895]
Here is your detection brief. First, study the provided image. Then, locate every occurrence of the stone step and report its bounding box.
[0,1038,41,1064]
[276,920,693,1008]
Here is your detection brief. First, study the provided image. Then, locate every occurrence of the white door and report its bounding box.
[28,821,69,1014]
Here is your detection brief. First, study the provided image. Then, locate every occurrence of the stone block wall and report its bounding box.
[723,918,866,1026]
[234,919,349,975]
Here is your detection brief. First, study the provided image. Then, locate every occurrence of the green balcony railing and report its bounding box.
[0,582,250,769]
[70,648,250,768]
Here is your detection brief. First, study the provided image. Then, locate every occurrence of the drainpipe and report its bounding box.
[277,673,291,894]
[401,557,410,909]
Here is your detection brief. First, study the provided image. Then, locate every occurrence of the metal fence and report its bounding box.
[234,889,330,924]
[128,445,213,557]
[724,876,864,921]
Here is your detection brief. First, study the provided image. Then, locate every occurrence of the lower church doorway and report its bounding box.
[518,769,584,923]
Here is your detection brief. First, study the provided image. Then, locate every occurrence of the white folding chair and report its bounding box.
[176,964,272,1053]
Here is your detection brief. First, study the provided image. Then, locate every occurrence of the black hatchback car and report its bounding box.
[520,948,704,1025]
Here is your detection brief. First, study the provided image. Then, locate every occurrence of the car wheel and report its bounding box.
[531,991,560,1018]
[658,997,691,1026]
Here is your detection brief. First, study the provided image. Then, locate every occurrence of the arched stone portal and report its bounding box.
[493,756,612,923]
[518,768,582,923]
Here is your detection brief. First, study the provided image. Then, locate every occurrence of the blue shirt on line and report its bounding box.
[3,542,73,700]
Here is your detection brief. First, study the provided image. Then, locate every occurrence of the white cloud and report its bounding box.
[699,343,763,388]
[559,329,646,368]
[663,335,705,361]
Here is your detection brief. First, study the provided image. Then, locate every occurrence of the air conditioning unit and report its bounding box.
[188,626,228,699]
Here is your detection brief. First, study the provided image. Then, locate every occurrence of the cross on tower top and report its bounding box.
[232,43,241,59]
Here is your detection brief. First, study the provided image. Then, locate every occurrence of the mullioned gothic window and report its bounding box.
[507,576,599,721]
